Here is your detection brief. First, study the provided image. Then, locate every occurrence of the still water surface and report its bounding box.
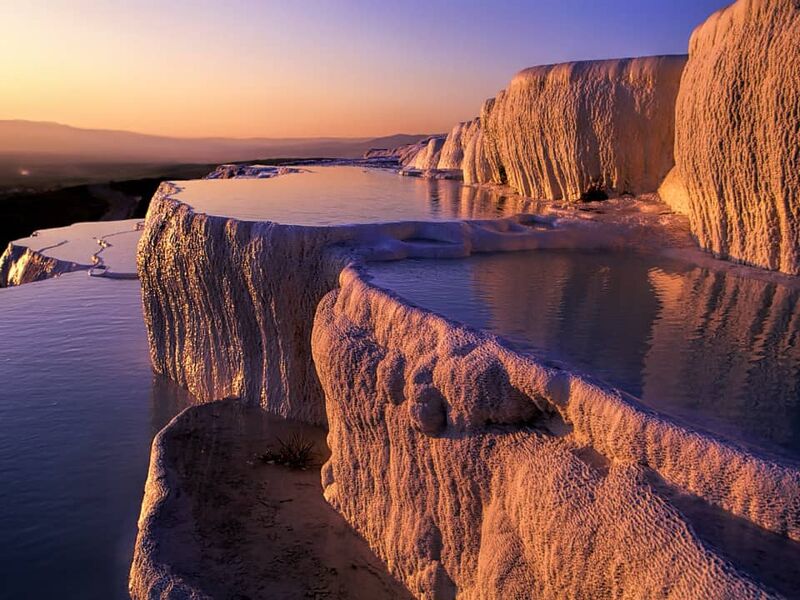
[0,274,192,599]
[369,249,800,461]
[176,166,536,224]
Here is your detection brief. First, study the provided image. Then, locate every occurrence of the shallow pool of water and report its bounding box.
[368,250,800,461]
[176,166,538,224]
[0,273,193,599]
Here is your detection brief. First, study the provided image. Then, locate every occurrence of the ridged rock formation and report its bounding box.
[130,399,412,599]
[672,0,800,274]
[136,171,800,597]
[0,243,80,287]
[461,119,493,186]
[137,182,599,424]
[137,184,344,425]
[658,166,692,216]
[471,56,686,200]
[311,267,796,598]
[436,120,481,171]
[375,136,447,169]
[409,136,446,171]
[364,144,426,165]
[204,164,300,179]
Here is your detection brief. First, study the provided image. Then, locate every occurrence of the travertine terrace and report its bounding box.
[133,168,799,598]
[670,0,800,274]
[0,220,142,286]
[425,0,800,274]
[436,120,480,171]
[136,177,617,424]
[131,0,800,596]
[433,56,687,201]
[409,136,447,171]
[312,267,793,598]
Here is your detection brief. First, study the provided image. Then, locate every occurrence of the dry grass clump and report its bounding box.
[258,434,316,470]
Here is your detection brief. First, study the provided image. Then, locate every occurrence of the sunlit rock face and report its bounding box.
[457,56,686,200]
[204,164,300,179]
[137,180,584,423]
[657,166,692,216]
[138,170,799,596]
[0,244,78,287]
[409,136,447,171]
[461,118,494,186]
[137,184,345,425]
[364,144,426,166]
[392,137,447,169]
[312,268,790,598]
[673,0,800,274]
[437,120,480,171]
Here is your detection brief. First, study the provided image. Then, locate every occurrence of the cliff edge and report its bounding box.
[673,0,800,274]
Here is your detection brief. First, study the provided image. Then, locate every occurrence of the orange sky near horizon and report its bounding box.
[1,1,495,138]
[1,0,728,139]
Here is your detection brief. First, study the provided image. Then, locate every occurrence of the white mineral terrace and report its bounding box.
[0,219,142,286]
[176,165,541,224]
[132,166,800,598]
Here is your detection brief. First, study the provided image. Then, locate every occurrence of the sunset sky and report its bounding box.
[1,0,730,139]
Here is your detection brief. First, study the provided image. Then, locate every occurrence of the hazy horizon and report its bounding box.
[2,0,730,139]
[1,118,435,142]
[0,121,435,177]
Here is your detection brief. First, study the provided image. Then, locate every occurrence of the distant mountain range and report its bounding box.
[0,120,434,164]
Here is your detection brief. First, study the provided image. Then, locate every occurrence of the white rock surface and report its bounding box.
[137,181,603,424]
[409,136,447,171]
[658,166,692,216]
[370,137,447,170]
[472,56,686,200]
[204,164,302,179]
[436,120,480,171]
[673,0,800,274]
[0,219,142,286]
[312,266,795,598]
[363,145,423,165]
[136,172,799,598]
[436,57,685,199]
[461,119,494,186]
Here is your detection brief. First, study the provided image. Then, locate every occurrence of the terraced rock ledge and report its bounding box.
[131,171,799,599]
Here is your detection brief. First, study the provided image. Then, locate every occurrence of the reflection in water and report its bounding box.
[0,274,193,599]
[426,179,441,219]
[368,250,800,459]
[177,166,541,224]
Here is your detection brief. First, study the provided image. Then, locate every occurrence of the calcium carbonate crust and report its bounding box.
[416,56,687,201]
[672,0,800,274]
[128,408,212,600]
[137,181,624,425]
[0,219,143,287]
[309,265,796,598]
[135,176,799,598]
[0,242,83,287]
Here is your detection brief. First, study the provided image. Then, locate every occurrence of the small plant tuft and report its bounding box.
[258,433,315,470]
